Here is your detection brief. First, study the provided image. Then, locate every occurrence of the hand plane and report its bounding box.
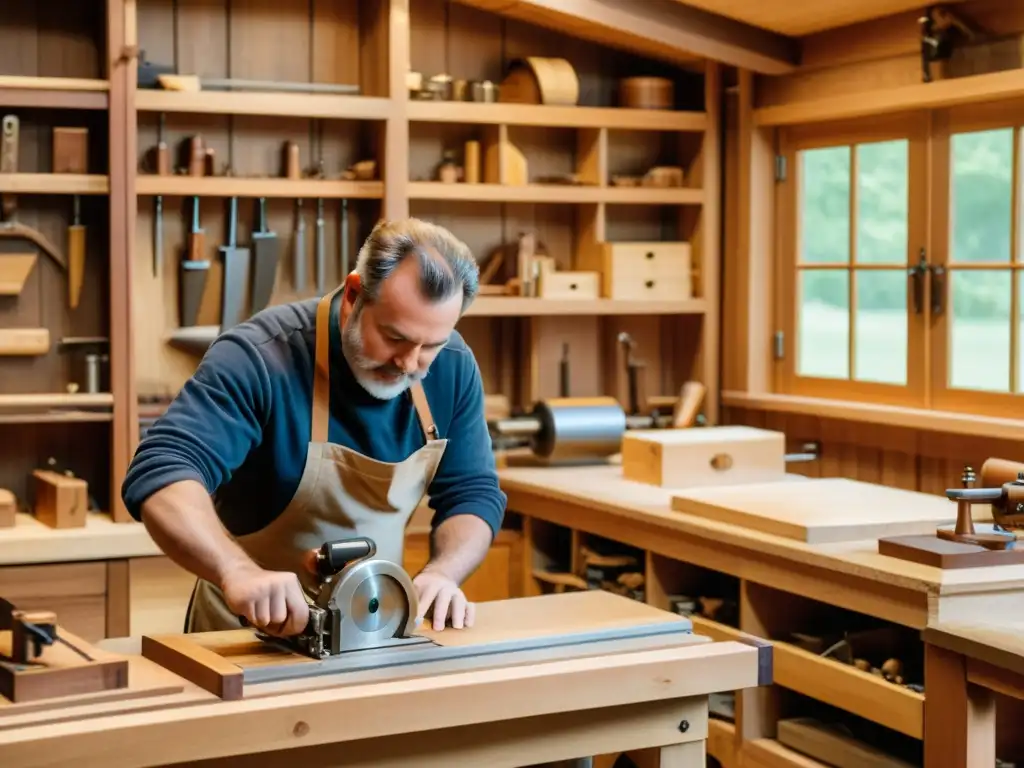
[247,537,425,660]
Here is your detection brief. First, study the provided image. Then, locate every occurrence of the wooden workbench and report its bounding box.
[0,590,768,768]
[499,463,1024,767]
[922,621,1024,768]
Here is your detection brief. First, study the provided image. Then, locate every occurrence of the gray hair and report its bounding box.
[353,218,479,313]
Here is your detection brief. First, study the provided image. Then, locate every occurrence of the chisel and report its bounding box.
[219,196,250,330]
[67,195,85,309]
[250,197,279,314]
[339,198,349,280]
[154,113,168,277]
[314,197,325,295]
[179,196,209,328]
[293,199,306,292]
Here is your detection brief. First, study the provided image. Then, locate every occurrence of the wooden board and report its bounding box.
[0,628,127,703]
[142,590,693,700]
[777,717,915,768]
[669,478,985,544]
[878,535,1024,569]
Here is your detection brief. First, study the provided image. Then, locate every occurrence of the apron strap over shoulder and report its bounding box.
[409,383,439,441]
[312,285,345,444]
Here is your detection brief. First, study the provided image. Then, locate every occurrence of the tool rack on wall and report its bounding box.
[0,0,721,524]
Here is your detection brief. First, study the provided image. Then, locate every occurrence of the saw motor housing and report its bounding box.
[278,537,422,659]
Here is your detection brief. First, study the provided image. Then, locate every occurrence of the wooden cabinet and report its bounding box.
[402,529,523,604]
[0,562,120,642]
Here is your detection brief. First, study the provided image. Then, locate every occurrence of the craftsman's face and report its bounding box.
[340,258,462,400]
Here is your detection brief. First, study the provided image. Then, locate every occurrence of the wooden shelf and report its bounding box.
[721,391,1024,442]
[707,719,737,767]
[408,181,702,205]
[744,739,829,767]
[0,393,114,423]
[465,297,708,317]
[136,176,384,199]
[407,100,707,131]
[136,89,392,121]
[167,298,709,354]
[754,68,1024,126]
[0,75,109,110]
[0,174,109,195]
[772,641,924,739]
[0,393,113,410]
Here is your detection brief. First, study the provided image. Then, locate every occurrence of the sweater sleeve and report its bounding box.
[121,334,273,521]
[426,352,507,539]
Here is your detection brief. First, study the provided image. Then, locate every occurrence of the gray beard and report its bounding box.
[340,302,425,400]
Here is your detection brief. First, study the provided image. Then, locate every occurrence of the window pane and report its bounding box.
[799,147,850,264]
[856,141,908,265]
[950,129,1013,264]
[949,270,1011,391]
[798,269,849,379]
[1018,271,1024,393]
[854,270,907,384]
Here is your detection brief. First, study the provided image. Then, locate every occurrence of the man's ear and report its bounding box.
[344,271,361,304]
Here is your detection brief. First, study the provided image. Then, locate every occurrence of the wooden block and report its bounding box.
[878,535,1024,569]
[777,717,915,768]
[32,470,88,529]
[0,328,49,356]
[0,628,127,703]
[0,489,14,528]
[671,478,983,544]
[0,253,37,295]
[51,127,88,174]
[622,425,786,488]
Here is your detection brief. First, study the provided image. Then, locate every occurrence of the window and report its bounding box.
[777,117,927,405]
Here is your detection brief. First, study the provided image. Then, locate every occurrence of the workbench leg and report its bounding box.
[924,644,996,768]
[657,741,704,767]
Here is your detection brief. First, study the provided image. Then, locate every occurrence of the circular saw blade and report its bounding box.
[349,573,407,634]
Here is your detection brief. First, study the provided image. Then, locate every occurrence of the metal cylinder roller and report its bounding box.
[492,397,628,462]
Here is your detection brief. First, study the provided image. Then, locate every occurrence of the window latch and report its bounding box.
[908,249,928,315]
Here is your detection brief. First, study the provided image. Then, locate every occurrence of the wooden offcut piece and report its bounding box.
[0,627,127,703]
[0,489,14,528]
[878,535,1024,569]
[0,328,49,356]
[32,470,88,529]
[141,590,693,701]
[623,425,786,488]
[671,478,985,544]
[0,252,37,295]
[52,127,89,174]
[777,717,915,768]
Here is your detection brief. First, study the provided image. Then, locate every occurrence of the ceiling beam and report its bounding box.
[452,0,800,75]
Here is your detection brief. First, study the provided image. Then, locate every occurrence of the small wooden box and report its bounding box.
[0,488,14,527]
[621,426,786,488]
[52,127,89,174]
[597,242,691,301]
[32,470,88,528]
[536,258,600,300]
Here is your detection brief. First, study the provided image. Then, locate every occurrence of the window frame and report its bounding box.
[929,102,1024,418]
[775,114,930,408]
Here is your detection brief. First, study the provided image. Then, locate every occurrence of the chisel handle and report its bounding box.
[188,230,206,263]
[68,223,86,309]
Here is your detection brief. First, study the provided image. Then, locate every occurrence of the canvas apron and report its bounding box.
[184,285,449,632]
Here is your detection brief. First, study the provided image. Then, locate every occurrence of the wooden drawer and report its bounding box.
[0,562,108,642]
[599,241,691,300]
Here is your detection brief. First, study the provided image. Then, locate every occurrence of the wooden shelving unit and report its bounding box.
[0,0,722,523]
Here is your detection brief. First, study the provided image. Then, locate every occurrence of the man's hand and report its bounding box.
[220,562,309,637]
[413,568,475,631]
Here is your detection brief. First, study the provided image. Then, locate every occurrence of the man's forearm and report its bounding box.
[140,479,256,588]
[423,514,493,585]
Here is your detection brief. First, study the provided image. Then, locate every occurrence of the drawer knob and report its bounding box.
[645,280,655,288]
[645,251,655,259]
[569,282,578,290]
[710,453,733,471]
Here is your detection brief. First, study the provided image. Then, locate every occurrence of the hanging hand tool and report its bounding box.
[1,115,18,220]
[249,197,279,314]
[179,196,209,327]
[314,122,326,295]
[67,196,85,309]
[283,140,306,292]
[153,113,169,277]
[559,343,571,397]
[339,198,350,281]
[219,196,250,330]
[617,332,643,416]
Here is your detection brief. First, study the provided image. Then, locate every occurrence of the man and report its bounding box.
[122,218,506,637]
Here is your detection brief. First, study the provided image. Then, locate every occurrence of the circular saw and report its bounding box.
[250,537,427,659]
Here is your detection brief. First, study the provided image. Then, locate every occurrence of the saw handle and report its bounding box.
[313,537,376,577]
